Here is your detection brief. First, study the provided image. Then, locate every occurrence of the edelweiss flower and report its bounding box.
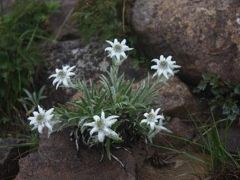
[49,65,75,89]
[105,39,133,63]
[28,105,54,134]
[141,108,165,130]
[151,55,180,79]
[83,111,120,142]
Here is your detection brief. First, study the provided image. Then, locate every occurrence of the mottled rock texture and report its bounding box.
[154,77,199,118]
[16,129,207,180]
[131,0,240,84]
[16,130,136,180]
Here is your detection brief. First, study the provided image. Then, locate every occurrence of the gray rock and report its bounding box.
[131,0,240,84]
[43,39,107,81]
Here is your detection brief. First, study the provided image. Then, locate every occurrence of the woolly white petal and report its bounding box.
[62,78,69,87]
[121,39,126,45]
[84,122,95,127]
[90,127,98,136]
[98,131,105,142]
[114,39,118,44]
[105,128,119,139]
[144,113,149,118]
[105,115,119,121]
[38,106,45,114]
[93,115,100,122]
[106,40,114,46]
[101,111,105,120]
[38,125,44,134]
[45,122,53,132]
[140,119,147,124]
[105,119,117,127]
[155,108,161,115]
[150,122,155,130]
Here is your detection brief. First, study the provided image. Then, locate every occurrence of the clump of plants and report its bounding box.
[0,0,58,124]
[196,73,240,121]
[27,38,180,162]
[192,114,240,179]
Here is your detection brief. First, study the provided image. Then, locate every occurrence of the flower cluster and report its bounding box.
[27,38,180,145]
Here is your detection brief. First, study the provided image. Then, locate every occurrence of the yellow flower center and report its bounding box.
[113,44,122,53]
[58,70,66,78]
[148,113,156,121]
[159,61,168,69]
[36,114,44,122]
[96,119,104,129]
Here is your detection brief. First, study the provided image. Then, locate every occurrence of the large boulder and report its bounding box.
[16,129,208,180]
[131,0,240,84]
[154,77,200,119]
[16,130,136,180]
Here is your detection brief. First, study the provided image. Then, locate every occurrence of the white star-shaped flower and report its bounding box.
[141,108,165,130]
[105,39,133,64]
[28,105,54,134]
[151,55,180,79]
[83,111,120,142]
[141,108,171,140]
[49,65,75,89]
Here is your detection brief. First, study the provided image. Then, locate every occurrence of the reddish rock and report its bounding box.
[0,138,27,179]
[154,77,199,118]
[168,117,195,139]
[131,0,240,84]
[137,153,208,180]
[16,130,136,180]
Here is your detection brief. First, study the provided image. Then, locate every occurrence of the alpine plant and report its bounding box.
[27,38,180,161]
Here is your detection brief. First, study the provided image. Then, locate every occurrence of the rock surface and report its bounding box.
[131,0,240,84]
[219,127,240,153]
[154,77,199,118]
[16,130,136,180]
[0,138,28,179]
[137,153,208,180]
[16,130,208,180]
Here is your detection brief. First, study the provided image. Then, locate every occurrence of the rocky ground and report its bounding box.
[1,0,240,179]
[15,129,207,180]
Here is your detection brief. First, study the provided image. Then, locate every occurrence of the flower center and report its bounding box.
[36,114,44,122]
[58,70,66,79]
[113,44,122,53]
[148,113,156,122]
[159,61,168,69]
[96,119,104,129]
